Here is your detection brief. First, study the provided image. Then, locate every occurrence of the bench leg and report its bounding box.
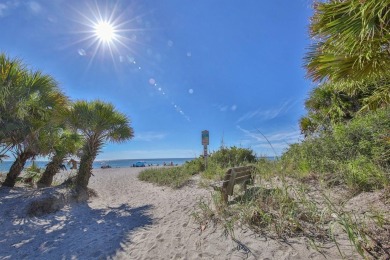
[223,192,228,203]
[221,188,228,203]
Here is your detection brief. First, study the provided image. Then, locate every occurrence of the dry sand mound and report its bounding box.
[0,168,359,259]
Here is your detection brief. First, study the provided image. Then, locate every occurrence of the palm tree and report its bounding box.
[305,0,390,82]
[66,100,134,191]
[1,55,68,187]
[305,0,390,111]
[37,130,82,188]
[0,54,25,158]
[300,82,364,136]
[0,54,25,118]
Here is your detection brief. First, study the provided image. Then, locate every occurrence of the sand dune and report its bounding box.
[0,168,358,259]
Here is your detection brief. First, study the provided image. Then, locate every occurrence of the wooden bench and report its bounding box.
[211,165,255,203]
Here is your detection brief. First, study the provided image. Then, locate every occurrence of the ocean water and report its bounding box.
[0,158,194,173]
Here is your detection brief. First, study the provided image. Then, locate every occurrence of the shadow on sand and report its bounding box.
[0,187,153,259]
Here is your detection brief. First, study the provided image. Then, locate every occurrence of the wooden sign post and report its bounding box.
[201,130,209,169]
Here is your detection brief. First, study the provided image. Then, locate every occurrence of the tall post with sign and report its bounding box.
[201,130,209,169]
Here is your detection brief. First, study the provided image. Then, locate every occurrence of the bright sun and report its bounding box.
[94,21,115,43]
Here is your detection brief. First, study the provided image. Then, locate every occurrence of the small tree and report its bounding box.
[67,100,134,191]
[37,130,82,187]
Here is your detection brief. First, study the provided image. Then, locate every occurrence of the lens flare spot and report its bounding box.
[78,49,86,56]
[127,56,135,63]
[188,89,194,94]
[149,78,156,85]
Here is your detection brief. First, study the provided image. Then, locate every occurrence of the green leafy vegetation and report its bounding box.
[208,146,257,168]
[138,167,192,188]
[21,162,43,184]
[284,108,390,191]
[202,146,257,181]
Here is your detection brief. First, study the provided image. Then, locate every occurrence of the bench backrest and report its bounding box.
[222,165,255,196]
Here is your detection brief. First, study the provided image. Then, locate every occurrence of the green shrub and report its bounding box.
[200,160,226,181]
[341,156,388,191]
[182,157,204,175]
[200,146,257,180]
[209,146,256,168]
[281,108,390,190]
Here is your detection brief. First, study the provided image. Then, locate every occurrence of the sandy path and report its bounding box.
[0,168,358,259]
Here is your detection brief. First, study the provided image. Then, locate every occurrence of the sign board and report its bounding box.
[201,130,209,145]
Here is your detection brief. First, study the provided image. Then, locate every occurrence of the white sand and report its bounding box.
[0,168,359,259]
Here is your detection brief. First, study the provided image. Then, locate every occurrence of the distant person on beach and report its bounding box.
[170,161,173,166]
[163,162,166,166]
[68,159,78,170]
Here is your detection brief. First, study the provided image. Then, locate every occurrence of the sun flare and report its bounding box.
[74,2,140,63]
[94,21,116,43]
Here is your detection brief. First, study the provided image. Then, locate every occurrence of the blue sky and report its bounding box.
[1,0,314,160]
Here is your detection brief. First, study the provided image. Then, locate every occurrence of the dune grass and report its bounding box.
[138,167,192,189]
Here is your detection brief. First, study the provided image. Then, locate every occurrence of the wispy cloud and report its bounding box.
[28,1,42,14]
[133,132,167,142]
[0,1,40,17]
[236,125,302,156]
[236,100,296,123]
[214,104,238,112]
[0,4,7,17]
[0,1,20,17]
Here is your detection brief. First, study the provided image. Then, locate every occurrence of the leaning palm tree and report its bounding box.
[1,55,68,187]
[37,129,82,188]
[66,100,134,191]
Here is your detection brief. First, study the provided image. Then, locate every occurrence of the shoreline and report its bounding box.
[0,158,193,173]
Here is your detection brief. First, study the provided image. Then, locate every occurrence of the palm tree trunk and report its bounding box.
[75,142,98,191]
[37,154,64,188]
[2,151,34,187]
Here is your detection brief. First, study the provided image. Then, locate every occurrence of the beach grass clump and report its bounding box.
[138,167,192,188]
[213,181,327,240]
[200,160,226,181]
[253,157,280,181]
